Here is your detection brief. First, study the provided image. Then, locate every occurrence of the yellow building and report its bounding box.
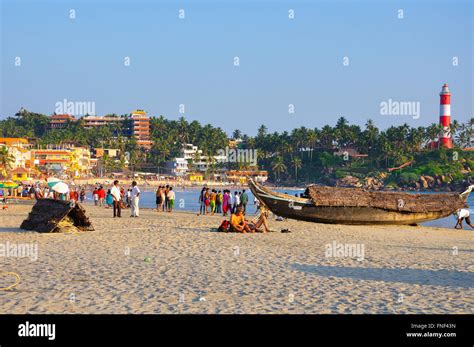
[30,147,92,178]
[11,167,34,182]
[70,147,92,177]
[188,173,204,182]
[30,150,73,176]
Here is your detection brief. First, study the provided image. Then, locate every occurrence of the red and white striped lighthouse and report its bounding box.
[439,83,453,148]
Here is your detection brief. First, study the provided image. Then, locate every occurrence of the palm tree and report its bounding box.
[232,129,242,140]
[0,146,15,178]
[307,130,317,160]
[291,156,302,182]
[271,156,287,182]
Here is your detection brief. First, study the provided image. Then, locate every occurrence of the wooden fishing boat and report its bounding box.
[248,179,474,225]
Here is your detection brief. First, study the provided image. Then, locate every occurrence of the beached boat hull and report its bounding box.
[249,180,469,225]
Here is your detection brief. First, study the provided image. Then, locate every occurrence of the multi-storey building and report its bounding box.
[83,115,122,128]
[49,114,76,129]
[131,110,152,149]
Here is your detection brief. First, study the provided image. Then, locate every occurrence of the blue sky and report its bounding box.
[1,0,472,135]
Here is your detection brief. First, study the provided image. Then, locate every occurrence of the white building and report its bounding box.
[165,157,188,176]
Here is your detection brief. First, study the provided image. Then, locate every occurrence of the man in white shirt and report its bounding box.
[234,192,240,214]
[454,208,473,229]
[130,181,140,217]
[111,180,122,218]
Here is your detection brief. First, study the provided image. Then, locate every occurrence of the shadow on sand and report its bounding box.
[292,264,474,288]
[0,227,28,233]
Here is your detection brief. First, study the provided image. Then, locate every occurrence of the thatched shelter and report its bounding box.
[20,199,94,233]
[305,185,467,214]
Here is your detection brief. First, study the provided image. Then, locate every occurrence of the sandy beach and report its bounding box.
[0,204,473,314]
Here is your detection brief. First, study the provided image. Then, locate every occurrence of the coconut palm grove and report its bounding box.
[0,108,472,190]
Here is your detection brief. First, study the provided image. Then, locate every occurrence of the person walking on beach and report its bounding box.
[111,180,122,218]
[204,188,210,214]
[234,191,240,214]
[222,190,229,216]
[93,187,99,206]
[126,189,132,208]
[167,187,175,213]
[156,186,163,211]
[210,189,217,214]
[130,181,140,217]
[160,187,166,212]
[106,189,113,208]
[216,190,223,214]
[69,188,79,202]
[98,186,105,207]
[241,189,249,213]
[228,190,234,215]
[80,188,86,203]
[164,185,170,212]
[454,208,473,229]
[199,187,206,215]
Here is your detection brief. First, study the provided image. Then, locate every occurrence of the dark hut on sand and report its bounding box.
[20,199,94,233]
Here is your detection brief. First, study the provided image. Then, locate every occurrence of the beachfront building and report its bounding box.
[131,110,153,149]
[187,173,204,182]
[180,143,227,173]
[164,157,188,176]
[182,144,202,161]
[225,170,268,183]
[0,138,33,170]
[11,167,35,182]
[30,147,92,178]
[30,149,72,176]
[70,147,92,177]
[83,115,122,128]
[49,114,76,129]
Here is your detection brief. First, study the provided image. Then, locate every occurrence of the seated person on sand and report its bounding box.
[454,208,474,229]
[230,206,270,233]
[247,206,271,233]
[230,207,253,233]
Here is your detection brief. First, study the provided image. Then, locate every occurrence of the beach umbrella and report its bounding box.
[47,177,62,188]
[51,182,69,194]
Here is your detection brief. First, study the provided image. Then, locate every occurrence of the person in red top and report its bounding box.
[69,188,79,202]
[92,188,99,205]
[97,186,106,207]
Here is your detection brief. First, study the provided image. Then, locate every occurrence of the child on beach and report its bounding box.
[106,189,113,208]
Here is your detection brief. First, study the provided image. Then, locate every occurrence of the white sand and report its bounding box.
[0,204,473,314]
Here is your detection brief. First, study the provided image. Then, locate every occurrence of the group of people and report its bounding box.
[155,185,176,212]
[8,183,83,202]
[198,188,251,216]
